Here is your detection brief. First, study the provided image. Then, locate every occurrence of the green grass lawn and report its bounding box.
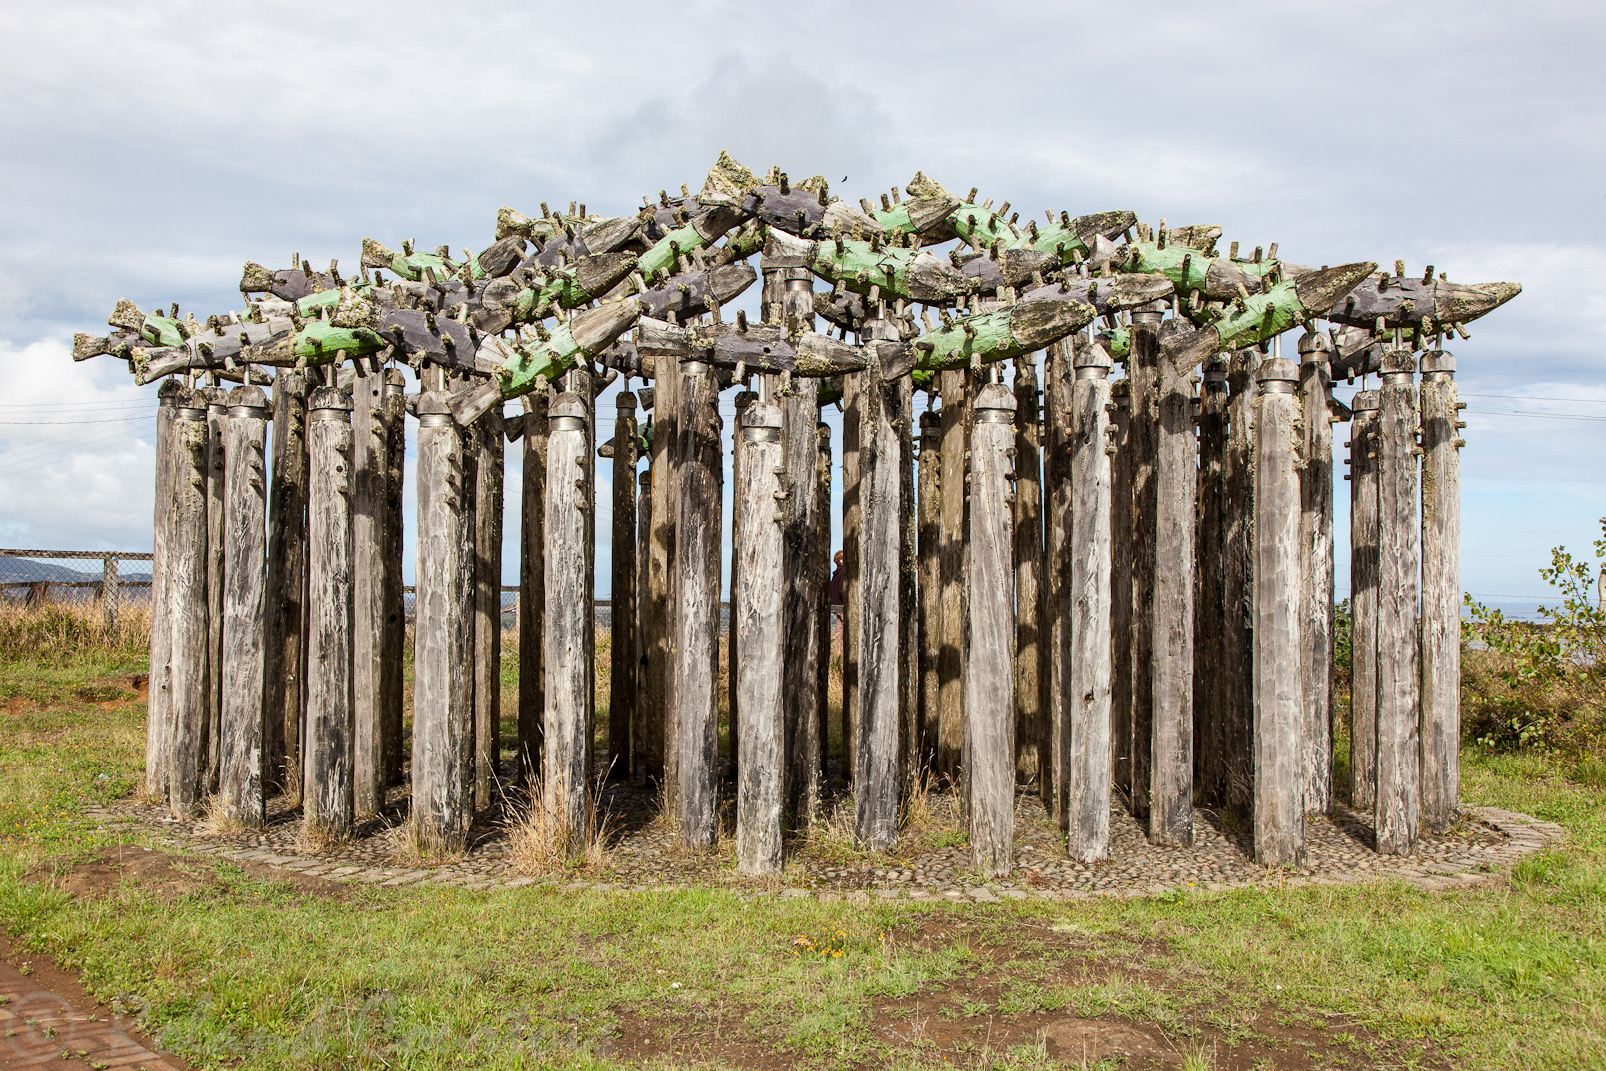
[2,654,1603,1070]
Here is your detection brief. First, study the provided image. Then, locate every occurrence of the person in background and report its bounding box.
[829,550,845,656]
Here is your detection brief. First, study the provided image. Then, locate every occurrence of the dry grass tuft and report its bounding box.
[296,816,353,855]
[195,794,257,838]
[506,776,612,876]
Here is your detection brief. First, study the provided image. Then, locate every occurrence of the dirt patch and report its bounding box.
[31,845,348,902]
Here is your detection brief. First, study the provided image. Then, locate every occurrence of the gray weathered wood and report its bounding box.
[102,553,119,634]
[545,376,595,846]
[856,334,904,852]
[1348,391,1380,811]
[1069,340,1114,862]
[1108,379,1134,813]
[1420,350,1461,832]
[899,373,920,797]
[203,387,227,795]
[1127,308,1162,822]
[1223,348,1259,817]
[219,386,270,826]
[351,369,386,816]
[1013,356,1046,789]
[816,420,833,782]
[303,386,355,839]
[474,401,505,810]
[967,378,1015,875]
[264,369,309,795]
[735,395,785,874]
[937,368,968,784]
[1376,350,1421,854]
[413,391,475,853]
[646,352,681,789]
[1252,357,1304,866]
[146,380,181,797]
[841,369,862,787]
[1195,357,1230,807]
[1044,342,1074,824]
[917,409,942,772]
[1298,332,1335,815]
[167,397,211,819]
[729,388,754,777]
[783,369,824,823]
[610,391,640,781]
[380,369,407,787]
[674,357,722,847]
[636,467,652,782]
[517,392,549,784]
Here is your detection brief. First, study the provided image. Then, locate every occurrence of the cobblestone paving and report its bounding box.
[87,781,1566,904]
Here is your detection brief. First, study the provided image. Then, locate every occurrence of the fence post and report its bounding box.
[103,555,119,634]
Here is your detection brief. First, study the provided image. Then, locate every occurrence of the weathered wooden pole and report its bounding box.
[735,391,785,874]
[303,386,355,840]
[937,368,969,783]
[899,372,920,797]
[1150,323,1198,847]
[729,387,753,774]
[917,409,942,770]
[546,374,595,848]
[413,391,474,854]
[1252,356,1304,866]
[646,354,681,789]
[166,394,211,819]
[816,420,833,782]
[474,401,505,810]
[1347,389,1380,811]
[264,369,309,794]
[380,369,407,787]
[967,376,1015,875]
[146,379,181,797]
[856,337,904,852]
[609,391,640,781]
[841,369,861,785]
[1376,349,1421,854]
[1013,355,1046,790]
[675,355,722,847]
[102,553,119,635]
[1298,332,1335,816]
[1044,341,1074,823]
[1128,307,1163,822]
[517,391,548,784]
[636,466,652,781]
[1195,357,1230,808]
[1421,349,1462,832]
[203,386,227,795]
[219,385,270,826]
[351,370,387,816]
[1223,348,1259,816]
[1108,379,1133,811]
[1069,339,1114,862]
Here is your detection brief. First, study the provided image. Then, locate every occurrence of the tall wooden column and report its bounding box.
[899,373,919,797]
[1044,341,1074,824]
[816,420,833,782]
[1013,356,1046,790]
[674,357,722,847]
[413,392,474,853]
[219,386,270,826]
[646,355,681,789]
[856,342,903,852]
[264,369,309,795]
[937,368,969,783]
[166,395,211,819]
[1127,308,1163,821]
[203,387,227,796]
[636,466,652,781]
[917,409,942,770]
[517,392,548,784]
[1252,357,1304,866]
[546,375,595,847]
[609,391,640,781]
[1195,357,1230,808]
[841,370,861,784]
[380,369,407,787]
[351,370,387,816]
[304,387,355,839]
[1376,350,1421,854]
[1347,390,1381,811]
[146,380,181,797]
[1298,332,1335,815]
[1069,340,1114,862]
[1108,379,1133,812]
[735,392,785,874]
[729,388,754,774]
[1223,348,1259,816]
[1421,350,1462,831]
[473,402,505,810]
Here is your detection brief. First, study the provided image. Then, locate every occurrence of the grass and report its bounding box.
[2,638,1605,1068]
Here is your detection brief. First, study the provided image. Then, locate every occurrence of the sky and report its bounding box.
[2,1,1603,615]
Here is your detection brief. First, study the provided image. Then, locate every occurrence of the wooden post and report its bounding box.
[1223,348,1259,817]
[413,391,474,853]
[1044,342,1074,824]
[1252,357,1304,866]
[304,386,355,840]
[967,377,1014,875]
[264,369,309,794]
[646,354,681,788]
[856,340,903,852]
[1421,350,1461,832]
[1347,389,1380,811]
[474,401,505,810]
[146,380,181,797]
[546,375,595,846]
[1195,357,1230,808]
[610,391,640,781]
[1127,307,1163,822]
[102,554,118,635]
[937,368,968,783]
[219,385,270,826]
[517,392,549,784]
[1150,323,1197,847]
[1376,349,1421,854]
[203,387,227,795]
[1013,356,1045,790]
[380,369,407,787]
[816,420,833,781]
[1108,379,1134,812]
[729,388,753,776]
[917,409,942,771]
[1299,332,1335,815]
[636,467,652,781]
[167,394,210,819]
[351,370,386,816]
[841,369,861,786]
[735,392,785,873]
[1069,340,1114,862]
[674,356,722,847]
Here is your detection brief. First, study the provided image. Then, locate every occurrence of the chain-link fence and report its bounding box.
[0,548,152,631]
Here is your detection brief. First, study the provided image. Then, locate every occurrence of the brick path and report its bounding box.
[0,956,180,1071]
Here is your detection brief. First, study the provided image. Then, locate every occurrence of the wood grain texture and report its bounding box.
[1223,350,1259,817]
[380,370,407,787]
[899,373,919,798]
[674,359,722,847]
[1069,343,1114,862]
[203,389,227,796]
[1348,391,1380,812]
[1420,353,1460,832]
[263,370,309,795]
[219,387,269,826]
[937,368,969,784]
[146,381,181,797]
[735,398,785,874]
[546,378,595,845]
[1013,357,1045,789]
[637,468,652,782]
[1044,343,1074,825]
[350,370,386,816]
[1194,358,1229,808]
[517,394,549,784]
[917,410,942,772]
[1298,337,1335,815]
[1376,352,1422,854]
[1108,379,1134,815]
[816,421,833,785]
[783,374,824,825]
[729,388,752,780]
[304,388,355,839]
[1127,312,1162,822]
[610,392,640,781]
[167,403,211,819]
[646,353,681,788]
[474,403,505,810]
[841,369,861,787]
[967,381,1014,875]
[1253,359,1304,866]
